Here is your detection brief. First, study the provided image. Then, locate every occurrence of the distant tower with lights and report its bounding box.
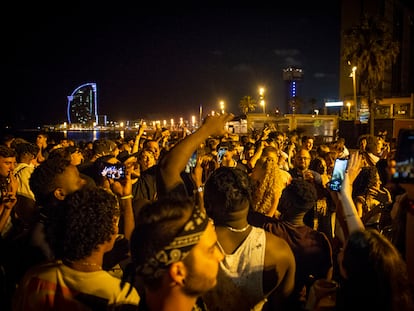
[282,67,304,114]
[67,82,101,125]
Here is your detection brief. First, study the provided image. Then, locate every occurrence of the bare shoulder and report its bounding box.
[264,231,295,263]
[263,231,296,298]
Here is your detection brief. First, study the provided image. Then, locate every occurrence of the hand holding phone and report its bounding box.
[328,158,348,191]
[100,163,126,180]
[217,147,228,164]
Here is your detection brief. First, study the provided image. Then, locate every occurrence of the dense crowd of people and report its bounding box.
[0,114,413,310]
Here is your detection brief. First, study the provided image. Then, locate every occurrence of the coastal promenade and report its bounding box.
[1,128,172,145]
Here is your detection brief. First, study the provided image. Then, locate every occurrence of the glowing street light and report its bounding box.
[219,100,225,114]
[350,66,357,120]
[259,87,265,114]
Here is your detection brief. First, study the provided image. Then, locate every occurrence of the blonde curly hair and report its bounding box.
[251,154,286,217]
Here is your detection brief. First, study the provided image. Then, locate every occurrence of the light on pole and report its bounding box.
[351,66,357,120]
[259,87,265,114]
[220,101,225,114]
[346,102,351,119]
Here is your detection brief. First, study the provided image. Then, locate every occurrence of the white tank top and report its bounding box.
[203,226,266,311]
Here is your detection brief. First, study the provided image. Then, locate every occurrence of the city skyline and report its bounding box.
[8,5,341,128]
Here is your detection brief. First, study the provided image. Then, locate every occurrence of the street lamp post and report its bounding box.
[220,100,225,114]
[351,66,357,120]
[259,87,265,114]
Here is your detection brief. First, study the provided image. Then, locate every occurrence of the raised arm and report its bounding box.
[158,113,234,196]
[335,152,364,238]
[131,123,146,154]
[248,140,265,169]
[109,171,134,241]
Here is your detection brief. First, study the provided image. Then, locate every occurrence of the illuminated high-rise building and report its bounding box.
[282,67,304,114]
[67,82,99,125]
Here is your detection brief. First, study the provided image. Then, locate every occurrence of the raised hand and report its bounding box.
[202,113,234,137]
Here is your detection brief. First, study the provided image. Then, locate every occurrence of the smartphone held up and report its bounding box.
[100,163,126,180]
[217,147,228,164]
[328,158,349,191]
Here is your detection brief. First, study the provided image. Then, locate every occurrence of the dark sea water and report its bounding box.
[1,129,141,145]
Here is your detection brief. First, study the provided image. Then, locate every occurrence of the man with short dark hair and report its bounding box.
[203,166,296,311]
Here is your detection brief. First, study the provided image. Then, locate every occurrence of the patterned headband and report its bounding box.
[136,205,209,278]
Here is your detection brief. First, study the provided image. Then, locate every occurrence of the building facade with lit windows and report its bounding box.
[282,67,304,114]
[67,82,100,126]
[339,0,414,122]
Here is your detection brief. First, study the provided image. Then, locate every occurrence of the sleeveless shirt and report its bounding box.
[202,226,266,311]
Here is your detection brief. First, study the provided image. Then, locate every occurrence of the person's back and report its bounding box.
[352,165,392,229]
[337,229,414,311]
[250,146,291,218]
[13,260,138,311]
[1,157,89,297]
[78,138,118,176]
[203,167,296,311]
[289,149,321,228]
[328,152,414,311]
[249,178,333,310]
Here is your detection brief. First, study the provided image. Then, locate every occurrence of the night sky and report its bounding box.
[7,4,341,128]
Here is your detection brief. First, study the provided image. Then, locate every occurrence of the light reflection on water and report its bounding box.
[8,129,136,145]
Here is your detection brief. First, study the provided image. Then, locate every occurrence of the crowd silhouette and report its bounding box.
[0,115,413,311]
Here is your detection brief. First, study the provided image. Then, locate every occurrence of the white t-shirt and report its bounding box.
[13,261,140,311]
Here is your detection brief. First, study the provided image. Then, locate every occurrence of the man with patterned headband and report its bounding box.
[129,196,224,311]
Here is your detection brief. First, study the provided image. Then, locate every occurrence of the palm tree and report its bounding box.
[239,96,257,115]
[342,14,399,135]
